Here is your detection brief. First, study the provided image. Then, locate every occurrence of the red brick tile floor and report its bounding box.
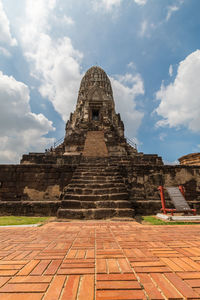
[1,221,200,299]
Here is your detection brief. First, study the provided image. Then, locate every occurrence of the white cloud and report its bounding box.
[134,0,147,5]
[169,64,173,77]
[166,1,183,21]
[139,20,148,37]
[19,0,83,122]
[163,160,179,165]
[93,0,122,11]
[0,0,17,46]
[93,0,146,11]
[51,14,74,26]
[127,61,136,70]
[155,50,200,132]
[166,5,179,21]
[159,133,167,141]
[0,46,11,57]
[111,72,144,137]
[0,71,54,163]
[62,15,74,25]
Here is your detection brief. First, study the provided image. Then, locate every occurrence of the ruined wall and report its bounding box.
[0,164,75,216]
[126,165,200,215]
[0,163,199,216]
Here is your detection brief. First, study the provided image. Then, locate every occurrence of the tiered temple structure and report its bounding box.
[64,66,135,157]
[179,153,200,166]
[21,66,162,165]
[0,66,200,217]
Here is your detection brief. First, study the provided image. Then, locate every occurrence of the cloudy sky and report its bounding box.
[0,0,200,164]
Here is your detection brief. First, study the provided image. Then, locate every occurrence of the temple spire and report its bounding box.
[64,66,137,157]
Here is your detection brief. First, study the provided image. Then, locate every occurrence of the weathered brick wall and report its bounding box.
[0,162,199,216]
[0,164,75,215]
[125,165,200,214]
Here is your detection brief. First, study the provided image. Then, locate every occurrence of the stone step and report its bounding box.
[83,131,108,157]
[77,167,119,172]
[73,171,120,176]
[71,179,125,184]
[64,187,127,195]
[57,208,134,219]
[79,164,120,169]
[63,193,129,201]
[67,182,125,189]
[80,159,129,163]
[58,156,132,220]
[80,162,118,165]
[72,175,123,181]
[61,200,132,209]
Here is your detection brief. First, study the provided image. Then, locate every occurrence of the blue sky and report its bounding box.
[0,0,200,164]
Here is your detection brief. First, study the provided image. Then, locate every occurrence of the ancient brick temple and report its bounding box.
[21,66,162,164]
[0,66,200,218]
[179,153,200,166]
[64,66,136,158]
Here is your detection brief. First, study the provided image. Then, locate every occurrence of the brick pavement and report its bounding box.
[1,221,200,299]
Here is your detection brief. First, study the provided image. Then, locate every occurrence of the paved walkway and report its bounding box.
[1,221,200,299]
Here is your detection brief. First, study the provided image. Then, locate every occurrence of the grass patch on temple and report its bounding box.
[0,216,50,226]
[142,216,200,225]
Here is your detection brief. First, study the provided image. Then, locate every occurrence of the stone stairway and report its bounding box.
[57,158,134,219]
[82,131,108,157]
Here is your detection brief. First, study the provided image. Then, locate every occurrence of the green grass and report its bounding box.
[142,216,200,225]
[0,216,50,226]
